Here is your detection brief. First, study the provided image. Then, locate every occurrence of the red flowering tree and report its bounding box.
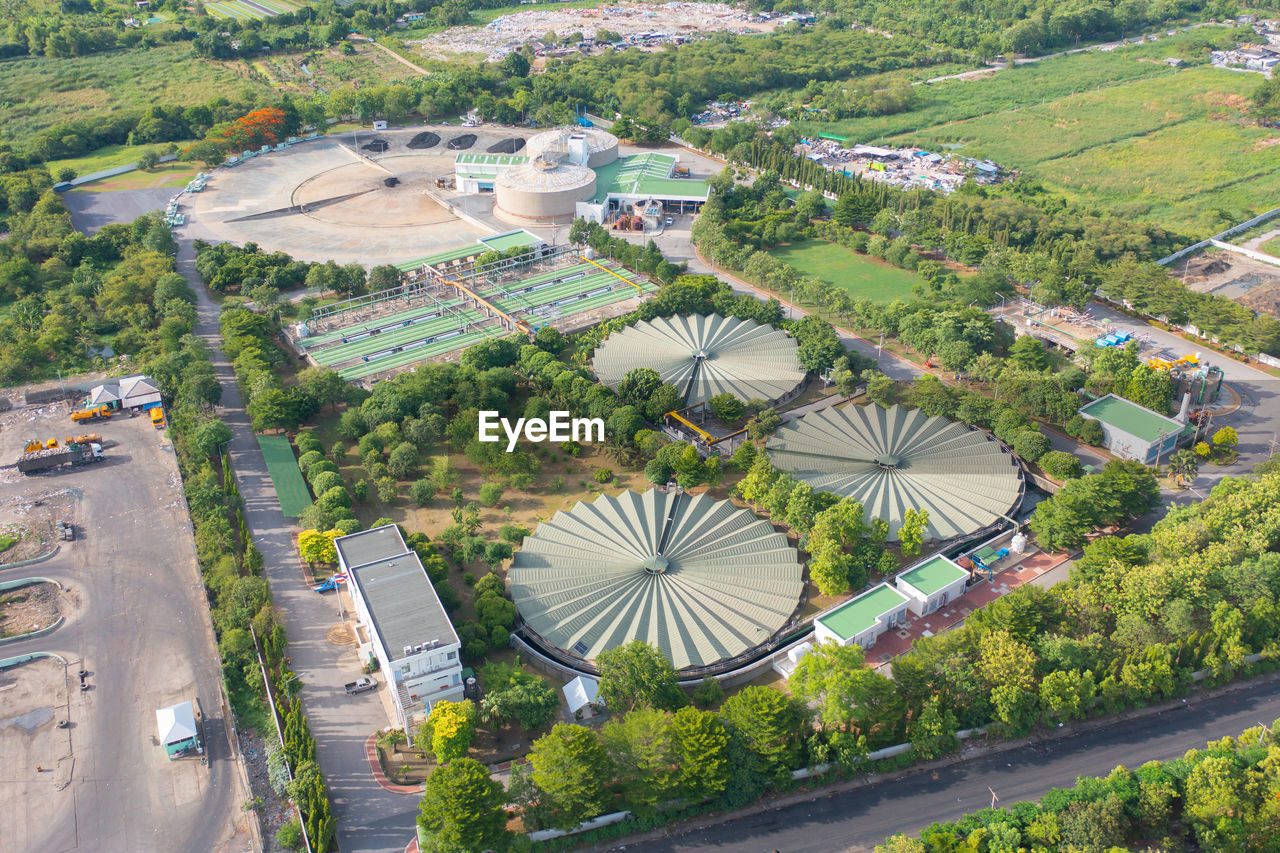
[217,107,287,151]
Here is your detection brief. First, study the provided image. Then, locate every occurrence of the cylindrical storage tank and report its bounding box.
[494,160,596,226]
[526,127,619,168]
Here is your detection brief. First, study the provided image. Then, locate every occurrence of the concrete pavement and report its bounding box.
[180,240,420,853]
[0,409,247,853]
[615,673,1280,853]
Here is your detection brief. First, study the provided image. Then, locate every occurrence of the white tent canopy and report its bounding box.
[563,675,599,714]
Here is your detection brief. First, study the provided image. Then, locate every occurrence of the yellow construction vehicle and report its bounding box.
[1147,357,1175,371]
[150,407,166,429]
[64,433,102,446]
[44,438,59,449]
[23,440,42,453]
[71,405,112,423]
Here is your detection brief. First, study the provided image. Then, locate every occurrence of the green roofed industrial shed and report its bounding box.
[1078,393,1191,464]
[813,583,909,649]
[509,488,804,670]
[898,555,968,597]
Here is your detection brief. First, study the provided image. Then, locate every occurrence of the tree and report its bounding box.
[500,50,531,79]
[810,544,855,596]
[601,708,678,815]
[136,148,160,170]
[189,419,233,459]
[1008,335,1048,370]
[790,640,897,733]
[596,640,686,712]
[746,407,783,440]
[720,685,806,782]
[708,392,745,423]
[1212,426,1238,453]
[670,706,732,802]
[617,367,662,407]
[898,508,929,556]
[416,699,478,763]
[297,529,338,564]
[528,723,611,829]
[1167,448,1199,485]
[387,442,419,479]
[479,482,504,507]
[1012,429,1051,463]
[417,757,508,853]
[1039,450,1083,481]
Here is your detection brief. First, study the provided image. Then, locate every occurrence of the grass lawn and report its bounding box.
[68,161,200,192]
[772,241,925,304]
[1260,236,1280,259]
[0,535,16,554]
[0,45,273,141]
[257,435,314,518]
[44,140,197,178]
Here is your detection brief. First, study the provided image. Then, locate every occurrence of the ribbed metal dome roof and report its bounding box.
[509,489,803,670]
[591,314,806,407]
[766,404,1023,542]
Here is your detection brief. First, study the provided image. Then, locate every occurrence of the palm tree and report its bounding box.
[1167,449,1199,486]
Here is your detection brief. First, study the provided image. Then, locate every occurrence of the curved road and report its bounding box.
[618,676,1280,852]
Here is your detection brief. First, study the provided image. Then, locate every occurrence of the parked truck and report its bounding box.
[71,405,111,423]
[344,677,376,695]
[17,442,105,474]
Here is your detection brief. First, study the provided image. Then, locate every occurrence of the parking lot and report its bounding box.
[0,399,248,852]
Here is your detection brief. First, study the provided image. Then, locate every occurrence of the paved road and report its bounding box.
[0,412,245,852]
[619,676,1280,853]
[178,240,419,853]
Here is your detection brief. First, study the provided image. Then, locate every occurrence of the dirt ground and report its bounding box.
[0,658,76,850]
[1174,249,1280,319]
[0,581,62,638]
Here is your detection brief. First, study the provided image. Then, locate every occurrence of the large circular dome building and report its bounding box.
[766,404,1024,542]
[526,126,619,168]
[509,489,804,671]
[591,314,807,407]
[494,159,597,225]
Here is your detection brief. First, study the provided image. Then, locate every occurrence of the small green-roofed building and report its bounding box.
[814,583,909,649]
[479,229,543,253]
[895,554,969,616]
[1078,393,1190,465]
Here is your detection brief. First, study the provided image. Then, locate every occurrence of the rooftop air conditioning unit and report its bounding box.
[403,645,413,656]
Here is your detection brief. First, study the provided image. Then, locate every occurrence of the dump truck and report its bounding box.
[344,677,376,695]
[71,405,111,423]
[17,442,105,474]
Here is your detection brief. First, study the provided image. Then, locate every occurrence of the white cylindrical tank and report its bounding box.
[495,160,596,225]
[527,127,619,168]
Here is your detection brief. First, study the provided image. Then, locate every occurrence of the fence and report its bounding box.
[1157,206,1280,265]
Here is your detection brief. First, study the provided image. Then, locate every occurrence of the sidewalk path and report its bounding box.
[180,239,420,852]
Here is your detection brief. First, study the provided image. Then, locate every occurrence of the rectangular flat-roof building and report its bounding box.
[1078,393,1189,464]
[337,525,463,730]
[814,583,910,650]
[895,554,969,616]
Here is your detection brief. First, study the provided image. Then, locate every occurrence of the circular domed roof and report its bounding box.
[495,160,595,192]
[527,126,618,157]
[766,403,1023,542]
[591,314,806,407]
[509,489,803,670]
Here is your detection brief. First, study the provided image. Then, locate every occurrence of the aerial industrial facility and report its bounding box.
[509,488,805,671]
[766,403,1024,542]
[591,313,807,406]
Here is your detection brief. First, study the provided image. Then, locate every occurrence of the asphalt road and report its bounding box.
[179,240,420,853]
[0,410,245,852]
[623,676,1280,853]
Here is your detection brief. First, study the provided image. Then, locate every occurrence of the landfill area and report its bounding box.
[1174,249,1280,319]
[415,2,782,62]
[794,137,1005,193]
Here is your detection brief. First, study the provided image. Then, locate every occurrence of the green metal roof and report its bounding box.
[591,153,709,203]
[509,489,804,670]
[767,404,1023,542]
[591,313,806,407]
[395,243,479,271]
[455,153,528,167]
[897,554,968,597]
[816,584,908,641]
[1078,394,1182,443]
[480,230,542,252]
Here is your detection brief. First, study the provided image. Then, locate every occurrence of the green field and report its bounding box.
[1261,236,1280,259]
[43,140,197,177]
[772,241,926,304]
[206,0,307,20]
[257,435,313,518]
[0,45,274,141]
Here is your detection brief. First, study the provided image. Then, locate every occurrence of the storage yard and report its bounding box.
[415,1,783,62]
[795,137,1004,193]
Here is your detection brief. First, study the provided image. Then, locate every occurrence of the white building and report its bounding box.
[336,525,463,731]
[895,554,969,616]
[813,583,910,650]
[86,374,162,411]
[563,675,600,718]
[1078,393,1189,465]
